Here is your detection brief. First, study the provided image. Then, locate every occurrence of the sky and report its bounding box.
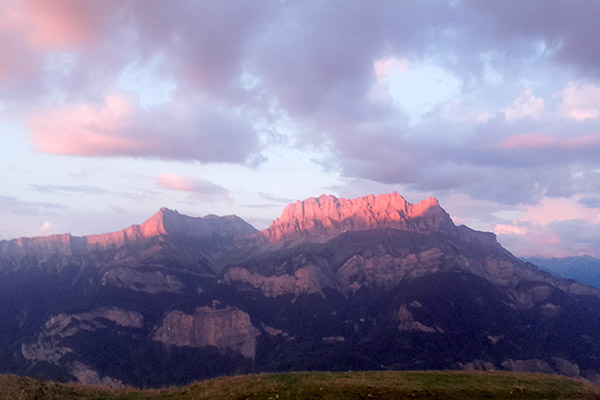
[1,0,600,258]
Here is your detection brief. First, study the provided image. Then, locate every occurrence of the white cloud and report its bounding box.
[560,81,600,121]
[504,88,545,122]
[493,224,528,235]
[35,220,54,236]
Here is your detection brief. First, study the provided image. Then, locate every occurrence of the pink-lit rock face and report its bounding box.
[262,192,454,243]
[0,233,76,258]
[0,208,257,259]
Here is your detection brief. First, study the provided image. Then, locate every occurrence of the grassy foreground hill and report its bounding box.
[1,371,600,400]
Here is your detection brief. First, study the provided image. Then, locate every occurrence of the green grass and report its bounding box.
[1,370,599,400]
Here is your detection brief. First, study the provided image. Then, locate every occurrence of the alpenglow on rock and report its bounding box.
[0,207,257,260]
[262,192,454,243]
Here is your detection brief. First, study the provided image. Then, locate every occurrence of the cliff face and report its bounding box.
[21,307,144,387]
[153,305,260,359]
[262,192,455,243]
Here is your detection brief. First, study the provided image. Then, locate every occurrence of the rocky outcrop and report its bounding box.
[69,361,124,387]
[501,359,555,374]
[22,308,143,383]
[222,265,334,297]
[262,192,454,244]
[461,359,496,371]
[396,304,441,333]
[335,246,445,292]
[322,336,345,343]
[501,358,582,379]
[101,267,185,294]
[261,323,294,339]
[553,358,581,377]
[153,306,260,358]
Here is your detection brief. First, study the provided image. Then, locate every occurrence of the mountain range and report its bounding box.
[1,192,600,387]
[524,255,600,290]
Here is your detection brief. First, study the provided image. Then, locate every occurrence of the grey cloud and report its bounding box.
[30,184,107,195]
[0,195,66,215]
[463,0,600,76]
[579,197,600,209]
[257,192,295,204]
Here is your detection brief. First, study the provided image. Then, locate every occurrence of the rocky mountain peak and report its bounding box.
[262,192,455,243]
[82,208,258,248]
[0,208,257,260]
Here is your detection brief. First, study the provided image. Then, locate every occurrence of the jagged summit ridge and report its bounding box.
[262,192,455,242]
[0,208,257,259]
[0,192,497,258]
[156,208,257,238]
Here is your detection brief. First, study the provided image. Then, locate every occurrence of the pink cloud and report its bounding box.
[156,173,230,201]
[23,0,117,49]
[493,224,528,235]
[518,197,599,226]
[373,57,409,82]
[499,133,600,150]
[495,219,600,259]
[486,196,600,258]
[493,219,565,258]
[561,81,600,122]
[28,92,261,163]
[29,93,147,155]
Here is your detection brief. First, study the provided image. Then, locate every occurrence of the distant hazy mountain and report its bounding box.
[2,192,600,387]
[524,255,600,289]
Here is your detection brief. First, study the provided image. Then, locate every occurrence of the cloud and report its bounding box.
[560,81,600,121]
[498,218,600,259]
[29,92,262,163]
[3,1,267,165]
[503,89,545,122]
[23,0,119,50]
[373,57,410,82]
[498,133,600,150]
[30,184,106,195]
[488,195,600,258]
[35,220,54,236]
[579,196,600,209]
[493,224,528,235]
[518,196,599,226]
[0,195,65,215]
[461,1,600,74]
[156,173,230,201]
[257,192,295,204]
